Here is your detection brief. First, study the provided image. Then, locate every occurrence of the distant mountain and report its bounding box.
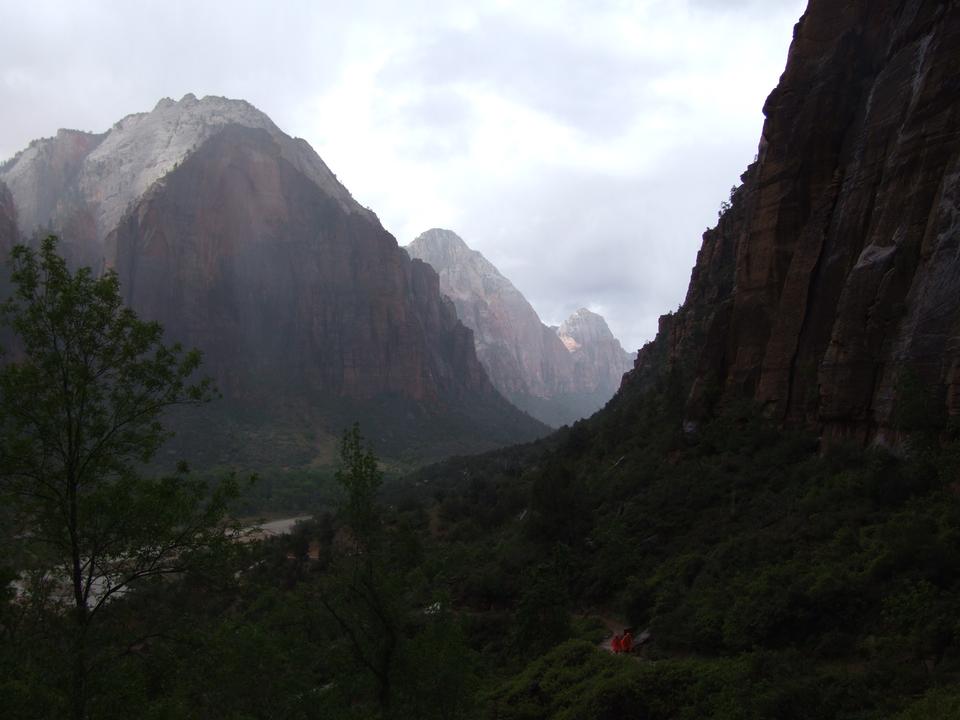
[557,308,635,397]
[406,228,634,426]
[0,96,547,468]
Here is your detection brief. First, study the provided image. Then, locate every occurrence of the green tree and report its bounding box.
[316,423,401,714]
[336,422,384,553]
[0,237,236,720]
[513,550,573,657]
[527,461,589,545]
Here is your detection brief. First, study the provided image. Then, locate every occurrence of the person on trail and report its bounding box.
[611,633,622,653]
[621,629,633,654]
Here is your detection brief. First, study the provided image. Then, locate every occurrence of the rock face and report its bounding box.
[406,229,634,427]
[558,309,635,398]
[0,181,18,311]
[0,96,359,269]
[631,0,960,445]
[0,96,546,466]
[0,181,17,254]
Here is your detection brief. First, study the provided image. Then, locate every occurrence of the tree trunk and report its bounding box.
[71,619,87,720]
[69,473,88,720]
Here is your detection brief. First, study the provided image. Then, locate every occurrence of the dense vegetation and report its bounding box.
[398,360,960,719]
[3,243,960,718]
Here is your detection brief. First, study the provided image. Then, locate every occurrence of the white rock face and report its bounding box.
[558,308,634,394]
[408,228,543,360]
[407,228,635,426]
[558,308,619,350]
[0,94,364,247]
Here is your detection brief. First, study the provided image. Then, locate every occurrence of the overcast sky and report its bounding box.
[0,0,807,352]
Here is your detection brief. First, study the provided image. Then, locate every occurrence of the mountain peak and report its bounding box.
[567,307,602,323]
[406,229,508,296]
[559,308,619,349]
[407,228,478,267]
[138,93,272,128]
[0,95,364,251]
[412,228,469,249]
[153,93,262,113]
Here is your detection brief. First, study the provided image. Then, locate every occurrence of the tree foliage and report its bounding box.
[0,237,236,719]
[336,422,384,552]
[316,424,400,713]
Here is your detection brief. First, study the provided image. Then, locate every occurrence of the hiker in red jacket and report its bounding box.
[611,633,622,653]
[621,629,634,654]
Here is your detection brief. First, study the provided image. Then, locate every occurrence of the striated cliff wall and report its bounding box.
[633,0,960,444]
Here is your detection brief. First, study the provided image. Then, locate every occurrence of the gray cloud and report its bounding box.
[0,0,808,352]
[379,13,665,138]
[690,0,803,11]
[449,137,757,352]
[0,1,351,158]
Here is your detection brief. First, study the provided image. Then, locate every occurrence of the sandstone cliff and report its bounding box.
[407,228,634,426]
[632,0,960,445]
[0,97,546,466]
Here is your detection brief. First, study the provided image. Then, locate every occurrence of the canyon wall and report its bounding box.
[631,0,960,444]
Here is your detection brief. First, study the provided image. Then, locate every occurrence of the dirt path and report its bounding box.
[585,611,630,652]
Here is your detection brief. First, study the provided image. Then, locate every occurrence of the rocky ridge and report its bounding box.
[631,0,960,445]
[407,228,634,427]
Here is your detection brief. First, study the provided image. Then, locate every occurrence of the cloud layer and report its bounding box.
[0,0,807,350]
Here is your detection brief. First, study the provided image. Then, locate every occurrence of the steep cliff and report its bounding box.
[633,0,960,445]
[407,229,634,426]
[0,97,546,466]
[0,181,17,254]
[0,129,107,269]
[0,181,18,301]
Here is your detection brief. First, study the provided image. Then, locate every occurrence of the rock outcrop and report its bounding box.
[407,228,634,427]
[632,0,960,445]
[0,96,547,466]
